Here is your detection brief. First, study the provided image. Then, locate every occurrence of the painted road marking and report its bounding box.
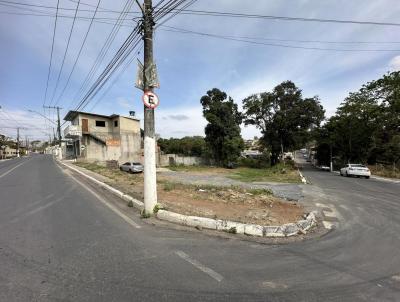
[68,172,141,229]
[322,221,334,229]
[0,160,28,179]
[323,210,337,218]
[261,281,288,289]
[175,250,223,282]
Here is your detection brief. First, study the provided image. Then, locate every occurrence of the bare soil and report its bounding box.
[74,162,305,226]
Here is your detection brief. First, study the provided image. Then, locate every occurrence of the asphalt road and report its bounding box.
[1,155,400,301]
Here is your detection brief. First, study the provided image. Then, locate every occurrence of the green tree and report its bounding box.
[243,81,325,164]
[158,136,206,157]
[200,88,244,166]
[316,71,400,168]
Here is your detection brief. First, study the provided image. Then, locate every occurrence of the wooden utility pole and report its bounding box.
[142,0,157,214]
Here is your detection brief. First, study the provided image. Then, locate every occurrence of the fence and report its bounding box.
[159,154,208,167]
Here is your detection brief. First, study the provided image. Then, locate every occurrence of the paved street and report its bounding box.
[1,155,400,301]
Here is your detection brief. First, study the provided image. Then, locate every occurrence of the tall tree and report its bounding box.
[243,81,325,164]
[316,71,400,167]
[200,88,244,166]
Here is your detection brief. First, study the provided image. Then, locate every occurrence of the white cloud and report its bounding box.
[389,55,400,71]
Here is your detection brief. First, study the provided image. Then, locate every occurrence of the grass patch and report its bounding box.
[369,165,400,179]
[73,161,141,181]
[168,165,221,172]
[228,163,301,183]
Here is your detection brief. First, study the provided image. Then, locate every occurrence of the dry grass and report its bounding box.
[73,161,304,225]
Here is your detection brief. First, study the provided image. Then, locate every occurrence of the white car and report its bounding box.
[340,164,371,178]
[120,162,144,173]
[319,165,330,171]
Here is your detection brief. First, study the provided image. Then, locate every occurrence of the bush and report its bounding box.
[238,153,271,169]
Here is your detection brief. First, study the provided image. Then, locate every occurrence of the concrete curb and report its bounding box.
[58,160,144,210]
[298,170,307,184]
[156,209,317,237]
[58,160,317,238]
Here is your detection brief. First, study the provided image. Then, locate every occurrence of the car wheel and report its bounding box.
[129,169,133,174]
[340,171,343,176]
[120,167,123,171]
[365,176,370,179]
[346,172,350,177]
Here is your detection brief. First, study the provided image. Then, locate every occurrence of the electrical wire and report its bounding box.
[160,25,400,52]
[54,0,102,106]
[3,2,400,27]
[48,0,82,106]
[68,0,135,111]
[43,0,60,107]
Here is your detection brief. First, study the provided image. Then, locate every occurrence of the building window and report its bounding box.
[114,120,118,127]
[95,120,106,127]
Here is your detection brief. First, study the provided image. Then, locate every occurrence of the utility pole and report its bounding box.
[43,106,62,146]
[142,0,157,215]
[17,127,20,157]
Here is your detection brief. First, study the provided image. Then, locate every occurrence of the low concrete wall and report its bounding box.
[159,154,207,167]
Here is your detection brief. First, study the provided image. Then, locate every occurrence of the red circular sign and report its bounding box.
[142,91,159,109]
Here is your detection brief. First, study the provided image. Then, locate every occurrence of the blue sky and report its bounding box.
[0,0,400,140]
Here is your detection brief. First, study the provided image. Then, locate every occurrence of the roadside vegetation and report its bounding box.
[315,71,400,176]
[72,161,304,225]
[229,162,300,183]
[167,162,300,183]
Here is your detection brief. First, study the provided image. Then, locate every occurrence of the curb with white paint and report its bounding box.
[157,209,317,237]
[298,169,307,184]
[59,160,317,237]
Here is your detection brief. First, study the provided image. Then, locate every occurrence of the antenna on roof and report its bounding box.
[129,111,135,117]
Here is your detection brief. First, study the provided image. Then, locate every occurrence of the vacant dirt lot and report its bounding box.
[73,162,305,225]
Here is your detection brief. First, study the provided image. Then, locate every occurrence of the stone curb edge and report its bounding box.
[156,209,317,237]
[58,160,317,237]
[298,170,307,184]
[57,160,144,210]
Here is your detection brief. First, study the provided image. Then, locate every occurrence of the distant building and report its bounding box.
[63,111,141,163]
[0,145,17,159]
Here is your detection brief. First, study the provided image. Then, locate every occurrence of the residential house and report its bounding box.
[0,145,18,159]
[63,111,141,163]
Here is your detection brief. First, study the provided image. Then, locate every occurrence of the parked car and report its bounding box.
[340,164,370,178]
[120,162,144,173]
[319,165,330,171]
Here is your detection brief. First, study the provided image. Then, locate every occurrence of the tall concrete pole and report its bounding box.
[16,127,20,157]
[57,106,61,146]
[143,0,157,214]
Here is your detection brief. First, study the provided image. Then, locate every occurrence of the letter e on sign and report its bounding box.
[142,91,159,109]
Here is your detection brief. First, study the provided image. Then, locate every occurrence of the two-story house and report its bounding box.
[63,111,141,163]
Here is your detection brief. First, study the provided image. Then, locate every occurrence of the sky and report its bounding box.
[0,0,400,141]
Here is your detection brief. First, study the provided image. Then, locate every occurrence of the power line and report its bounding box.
[162,24,400,45]
[48,0,81,106]
[160,25,400,52]
[67,0,136,112]
[54,0,101,106]
[2,1,400,27]
[43,0,60,107]
[3,6,399,45]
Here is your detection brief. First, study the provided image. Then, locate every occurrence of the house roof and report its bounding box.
[63,110,140,122]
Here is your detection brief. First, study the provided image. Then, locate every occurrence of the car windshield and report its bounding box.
[351,164,366,168]
[132,162,142,165]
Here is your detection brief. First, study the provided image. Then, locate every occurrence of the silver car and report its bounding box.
[119,162,144,173]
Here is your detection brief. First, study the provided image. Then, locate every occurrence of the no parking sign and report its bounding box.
[142,91,159,109]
